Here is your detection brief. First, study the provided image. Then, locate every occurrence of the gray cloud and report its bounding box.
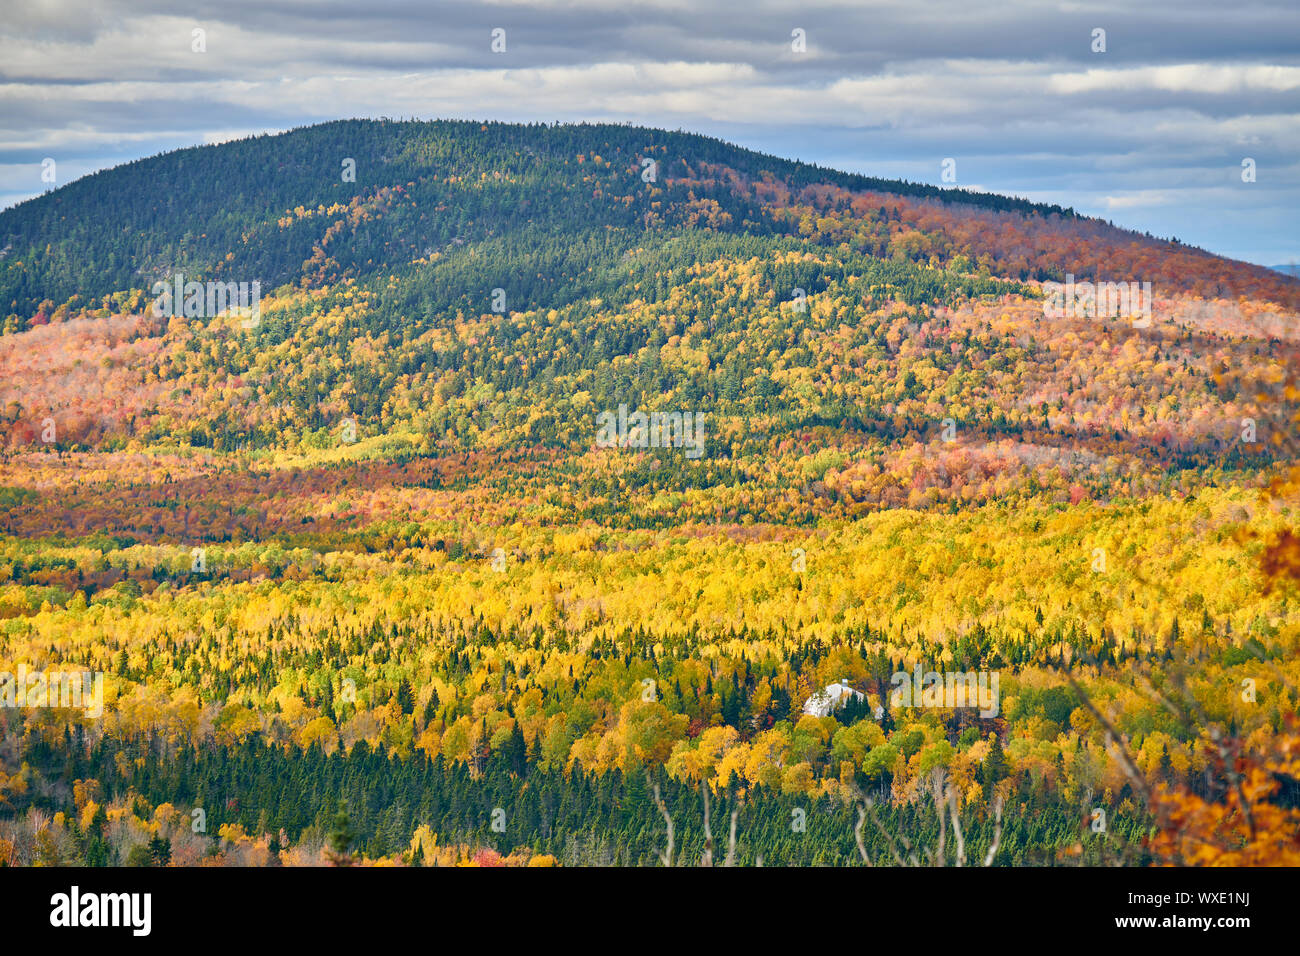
[2,0,1296,264]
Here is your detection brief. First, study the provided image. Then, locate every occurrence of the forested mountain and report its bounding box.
[2,118,1070,316]
[0,120,1296,867]
[4,118,1295,325]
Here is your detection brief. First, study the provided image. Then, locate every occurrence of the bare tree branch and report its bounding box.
[1155,667,1258,843]
[1060,670,1152,806]
[862,797,909,866]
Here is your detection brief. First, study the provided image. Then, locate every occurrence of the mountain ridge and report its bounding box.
[3,118,1296,324]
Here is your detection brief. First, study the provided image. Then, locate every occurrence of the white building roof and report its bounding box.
[801,678,865,718]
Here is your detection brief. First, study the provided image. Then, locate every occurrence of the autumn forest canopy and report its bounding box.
[0,119,1297,867]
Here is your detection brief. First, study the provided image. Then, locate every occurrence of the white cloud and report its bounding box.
[1049,64,1300,96]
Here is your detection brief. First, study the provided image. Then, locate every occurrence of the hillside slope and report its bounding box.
[3,118,1296,320]
[0,120,1298,867]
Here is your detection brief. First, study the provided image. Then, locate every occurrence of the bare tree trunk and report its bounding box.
[854,803,873,865]
[930,767,947,867]
[700,786,713,867]
[724,803,739,867]
[983,795,1004,866]
[947,788,965,867]
[649,776,674,867]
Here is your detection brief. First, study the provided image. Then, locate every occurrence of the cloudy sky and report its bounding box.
[2,0,1297,266]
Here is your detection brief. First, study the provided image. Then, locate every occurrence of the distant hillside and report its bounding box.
[0,119,1295,505]
[1,118,1296,324]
